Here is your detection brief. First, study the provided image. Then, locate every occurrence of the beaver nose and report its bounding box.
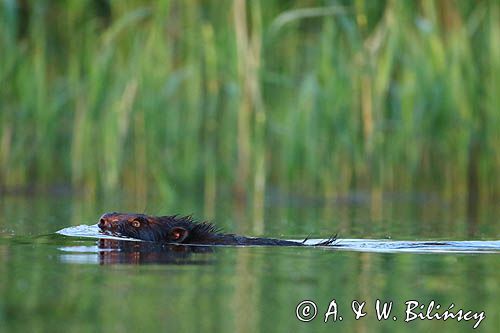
[98,218,106,229]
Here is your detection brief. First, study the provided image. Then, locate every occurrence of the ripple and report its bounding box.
[56,225,500,254]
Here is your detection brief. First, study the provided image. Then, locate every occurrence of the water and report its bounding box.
[0,194,499,332]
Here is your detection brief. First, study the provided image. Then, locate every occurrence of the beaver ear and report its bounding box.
[169,227,189,243]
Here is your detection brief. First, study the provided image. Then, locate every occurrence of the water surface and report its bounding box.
[0,194,498,332]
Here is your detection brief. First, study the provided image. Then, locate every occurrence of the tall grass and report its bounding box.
[0,0,499,209]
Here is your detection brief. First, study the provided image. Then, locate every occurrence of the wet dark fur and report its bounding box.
[98,212,336,246]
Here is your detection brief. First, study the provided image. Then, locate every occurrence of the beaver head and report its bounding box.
[98,212,220,243]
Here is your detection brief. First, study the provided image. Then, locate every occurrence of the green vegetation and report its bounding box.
[1,0,499,210]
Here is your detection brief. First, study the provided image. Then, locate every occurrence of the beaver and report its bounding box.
[98,212,336,246]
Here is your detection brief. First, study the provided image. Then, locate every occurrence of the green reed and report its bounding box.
[0,0,499,209]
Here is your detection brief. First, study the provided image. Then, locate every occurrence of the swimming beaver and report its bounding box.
[98,212,336,246]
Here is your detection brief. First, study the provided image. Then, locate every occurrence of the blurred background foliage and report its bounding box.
[0,0,499,219]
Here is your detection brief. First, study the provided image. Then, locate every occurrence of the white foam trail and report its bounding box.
[56,225,500,254]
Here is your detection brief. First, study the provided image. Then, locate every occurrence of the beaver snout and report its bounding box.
[98,214,115,231]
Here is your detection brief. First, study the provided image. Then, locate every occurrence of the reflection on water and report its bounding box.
[60,239,215,265]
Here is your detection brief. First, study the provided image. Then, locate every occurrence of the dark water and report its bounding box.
[0,194,499,332]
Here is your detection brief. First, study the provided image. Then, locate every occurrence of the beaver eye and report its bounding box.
[131,219,141,228]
